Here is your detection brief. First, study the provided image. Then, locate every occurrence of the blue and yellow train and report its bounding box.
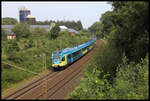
[51,38,96,69]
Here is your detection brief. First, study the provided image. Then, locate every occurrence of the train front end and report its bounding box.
[51,50,67,69]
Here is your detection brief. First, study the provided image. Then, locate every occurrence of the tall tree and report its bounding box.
[88,21,103,38]
[49,25,60,39]
[77,20,83,30]
[109,1,149,62]
[100,11,114,37]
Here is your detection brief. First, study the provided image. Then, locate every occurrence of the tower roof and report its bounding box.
[26,14,35,18]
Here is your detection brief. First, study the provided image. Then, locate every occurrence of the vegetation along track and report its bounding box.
[2,40,101,100]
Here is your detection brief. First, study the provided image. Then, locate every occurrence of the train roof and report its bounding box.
[58,38,96,56]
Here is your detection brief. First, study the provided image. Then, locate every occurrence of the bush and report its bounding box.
[68,56,112,99]
[7,53,24,64]
[5,40,20,54]
[59,30,72,37]
[31,27,47,37]
[24,39,35,49]
[2,68,32,91]
[68,50,149,100]
[109,54,149,99]
[11,23,31,40]
[94,40,122,83]
[2,29,7,41]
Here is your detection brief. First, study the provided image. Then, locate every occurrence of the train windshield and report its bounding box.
[53,50,62,61]
[53,55,60,60]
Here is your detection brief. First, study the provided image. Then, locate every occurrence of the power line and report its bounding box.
[2,61,39,75]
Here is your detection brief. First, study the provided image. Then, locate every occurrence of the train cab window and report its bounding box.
[62,56,65,61]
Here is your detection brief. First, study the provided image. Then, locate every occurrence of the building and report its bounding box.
[19,7,31,22]
[5,30,16,40]
[29,25,50,31]
[58,25,79,36]
[25,14,36,25]
[2,25,51,32]
[68,28,79,36]
[7,34,16,40]
[59,26,68,31]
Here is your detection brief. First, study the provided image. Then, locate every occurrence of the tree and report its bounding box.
[11,23,31,40]
[79,29,90,36]
[2,17,18,25]
[100,11,114,38]
[77,20,83,31]
[88,21,104,38]
[2,29,7,41]
[32,27,47,37]
[109,1,149,62]
[35,20,83,31]
[49,25,60,39]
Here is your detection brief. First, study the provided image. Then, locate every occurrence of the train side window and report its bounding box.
[72,50,80,57]
[62,56,65,61]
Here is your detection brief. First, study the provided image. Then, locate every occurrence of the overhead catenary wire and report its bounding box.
[2,61,40,75]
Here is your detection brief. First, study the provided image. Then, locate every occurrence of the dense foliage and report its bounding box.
[88,21,104,38]
[2,29,7,41]
[5,40,20,54]
[1,22,89,91]
[100,11,114,38]
[2,17,18,25]
[56,20,83,31]
[109,1,149,62]
[48,25,60,39]
[36,20,83,31]
[69,1,149,100]
[11,23,31,40]
[31,27,47,37]
[93,1,149,62]
[69,41,149,99]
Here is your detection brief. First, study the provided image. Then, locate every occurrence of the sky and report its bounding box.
[2,1,112,29]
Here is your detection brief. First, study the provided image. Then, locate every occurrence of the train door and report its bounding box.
[67,54,72,64]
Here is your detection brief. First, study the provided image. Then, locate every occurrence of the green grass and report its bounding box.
[1,33,90,91]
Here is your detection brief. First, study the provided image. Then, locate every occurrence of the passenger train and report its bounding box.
[51,38,96,69]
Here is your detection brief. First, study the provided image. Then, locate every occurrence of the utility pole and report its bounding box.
[59,37,61,49]
[42,53,47,99]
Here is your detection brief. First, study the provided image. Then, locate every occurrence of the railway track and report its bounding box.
[2,40,101,100]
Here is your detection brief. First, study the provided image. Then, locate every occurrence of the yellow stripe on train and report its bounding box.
[82,49,88,55]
